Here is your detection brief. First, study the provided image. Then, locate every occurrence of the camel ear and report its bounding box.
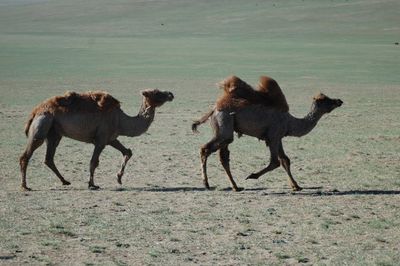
[227,86,236,93]
[313,93,326,101]
[141,90,151,97]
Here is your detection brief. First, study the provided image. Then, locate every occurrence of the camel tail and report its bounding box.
[24,113,35,137]
[192,109,214,133]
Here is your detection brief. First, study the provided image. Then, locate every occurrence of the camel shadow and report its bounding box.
[30,186,400,196]
[114,187,400,196]
[111,186,214,192]
[263,189,400,197]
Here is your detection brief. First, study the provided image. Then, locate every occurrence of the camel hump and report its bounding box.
[257,76,289,112]
[54,91,79,106]
[258,76,279,94]
[218,75,254,96]
[216,75,289,112]
[54,90,120,112]
[85,91,121,111]
[29,91,121,118]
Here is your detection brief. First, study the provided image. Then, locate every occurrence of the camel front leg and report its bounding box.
[109,139,132,185]
[246,140,280,180]
[89,144,105,190]
[278,142,302,191]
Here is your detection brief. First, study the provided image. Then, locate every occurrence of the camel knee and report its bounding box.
[200,147,210,162]
[200,143,216,159]
[201,137,231,159]
[221,138,233,146]
[269,157,280,170]
[19,153,29,169]
[125,148,132,158]
[279,156,290,166]
[44,158,54,167]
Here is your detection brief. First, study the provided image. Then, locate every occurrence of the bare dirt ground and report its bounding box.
[1,82,399,265]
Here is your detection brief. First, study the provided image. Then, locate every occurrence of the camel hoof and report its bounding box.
[204,181,211,190]
[117,173,123,185]
[21,185,32,192]
[292,186,303,191]
[246,173,259,180]
[88,184,100,190]
[233,187,244,192]
[62,180,71,186]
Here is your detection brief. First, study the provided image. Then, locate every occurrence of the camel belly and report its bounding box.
[234,119,267,139]
[233,107,278,139]
[54,113,116,143]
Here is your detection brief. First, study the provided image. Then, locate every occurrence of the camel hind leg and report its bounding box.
[20,114,54,191]
[45,129,71,186]
[199,110,234,190]
[200,137,219,190]
[20,138,45,191]
[219,145,242,191]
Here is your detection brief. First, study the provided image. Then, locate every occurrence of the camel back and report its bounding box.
[216,75,289,112]
[29,91,120,117]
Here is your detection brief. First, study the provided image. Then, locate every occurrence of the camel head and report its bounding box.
[141,89,174,108]
[312,93,343,114]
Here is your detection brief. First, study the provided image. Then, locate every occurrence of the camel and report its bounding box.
[20,89,174,191]
[192,92,343,191]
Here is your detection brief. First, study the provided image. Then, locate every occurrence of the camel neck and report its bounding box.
[287,103,324,137]
[118,101,155,137]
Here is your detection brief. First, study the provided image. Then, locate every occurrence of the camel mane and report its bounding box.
[215,75,289,112]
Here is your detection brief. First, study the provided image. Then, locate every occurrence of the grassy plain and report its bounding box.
[0,0,399,264]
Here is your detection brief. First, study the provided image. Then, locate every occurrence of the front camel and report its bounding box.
[20,89,174,191]
[192,76,343,191]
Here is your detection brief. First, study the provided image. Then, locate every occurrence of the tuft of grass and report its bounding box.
[148,249,160,258]
[49,224,77,238]
[298,257,310,263]
[275,253,291,260]
[115,242,130,248]
[367,219,396,230]
[89,246,106,254]
[41,240,60,249]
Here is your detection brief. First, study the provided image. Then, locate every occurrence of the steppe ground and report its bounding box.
[0,0,399,265]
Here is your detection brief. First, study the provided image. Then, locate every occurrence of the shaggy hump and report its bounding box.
[24,91,120,136]
[257,76,289,112]
[33,91,120,115]
[215,75,289,112]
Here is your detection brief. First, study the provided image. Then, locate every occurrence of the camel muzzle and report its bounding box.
[167,92,174,101]
[336,99,343,107]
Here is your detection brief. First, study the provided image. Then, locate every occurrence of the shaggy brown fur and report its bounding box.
[192,75,289,133]
[257,76,289,112]
[215,75,289,112]
[24,91,120,136]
